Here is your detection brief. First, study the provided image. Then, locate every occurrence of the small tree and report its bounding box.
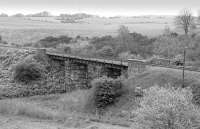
[175,9,196,35]
[117,25,132,51]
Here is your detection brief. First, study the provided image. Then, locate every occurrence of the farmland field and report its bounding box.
[0,16,175,44]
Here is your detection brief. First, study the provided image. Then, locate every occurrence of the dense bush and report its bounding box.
[89,28,155,59]
[133,86,200,129]
[56,45,72,54]
[37,35,72,48]
[0,35,8,44]
[86,77,125,112]
[90,36,116,50]
[190,82,200,105]
[12,60,44,83]
[63,46,72,54]
[96,46,114,58]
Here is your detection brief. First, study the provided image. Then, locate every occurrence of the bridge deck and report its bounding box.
[46,52,128,68]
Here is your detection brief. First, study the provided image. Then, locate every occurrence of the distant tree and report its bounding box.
[117,25,132,51]
[0,13,8,17]
[175,9,196,35]
[27,11,52,17]
[57,35,72,43]
[163,25,171,36]
[153,35,182,58]
[129,32,154,58]
[12,13,24,17]
[97,46,114,58]
[64,46,71,54]
[163,26,179,37]
[38,36,72,48]
[76,35,81,39]
[90,36,115,50]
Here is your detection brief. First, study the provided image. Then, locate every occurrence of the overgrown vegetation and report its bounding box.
[12,60,44,83]
[86,77,125,113]
[133,86,200,129]
[34,35,72,48]
[0,48,67,98]
[0,99,58,120]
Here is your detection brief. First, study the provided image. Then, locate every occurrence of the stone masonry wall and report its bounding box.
[128,59,147,77]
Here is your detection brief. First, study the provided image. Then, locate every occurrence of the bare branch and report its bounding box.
[175,8,195,35]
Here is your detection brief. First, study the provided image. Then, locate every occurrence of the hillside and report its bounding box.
[0,47,200,128]
[128,66,200,89]
[0,16,175,44]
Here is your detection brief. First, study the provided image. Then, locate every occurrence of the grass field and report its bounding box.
[0,91,130,129]
[0,16,175,44]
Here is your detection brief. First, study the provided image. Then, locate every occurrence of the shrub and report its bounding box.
[64,46,71,54]
[12,60,44,83]
[97,46,114,58]
[86,76,124,113]
[190,82,200,105]
[37,35,72,48]
[133,86,200,129]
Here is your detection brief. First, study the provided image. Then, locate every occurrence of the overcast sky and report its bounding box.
[0,0,199,16]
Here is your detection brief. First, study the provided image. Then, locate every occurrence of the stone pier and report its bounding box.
[128,59,147,77]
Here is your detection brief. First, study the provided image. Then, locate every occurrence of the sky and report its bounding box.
[0,0,199,16]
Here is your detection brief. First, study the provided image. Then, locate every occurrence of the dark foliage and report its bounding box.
[13,61,44,83]
[96,46,114,58]
[90,36,116,50]
[63,46,71,54]
[88,77,124,112]
[38,35,72,48]
[129,32,155,57]
[190,82,200,105]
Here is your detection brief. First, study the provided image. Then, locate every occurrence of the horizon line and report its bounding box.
[0,11,179,17]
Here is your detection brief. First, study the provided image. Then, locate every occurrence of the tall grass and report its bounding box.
[0,99,58,120]
[58,90,89,112]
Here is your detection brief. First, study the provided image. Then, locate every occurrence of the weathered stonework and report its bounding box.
[48,58,66,92]
[48,59,128,91]
[128,59,146,77]
[67,61,89,89]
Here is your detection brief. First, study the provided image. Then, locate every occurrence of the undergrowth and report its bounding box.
[0,99,58,120]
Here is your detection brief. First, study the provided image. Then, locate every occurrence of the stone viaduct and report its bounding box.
[37,49,147,90]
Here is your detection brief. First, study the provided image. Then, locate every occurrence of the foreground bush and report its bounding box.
[133,86,200,129]
[12,60,44,83]
[86,76,124,113]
